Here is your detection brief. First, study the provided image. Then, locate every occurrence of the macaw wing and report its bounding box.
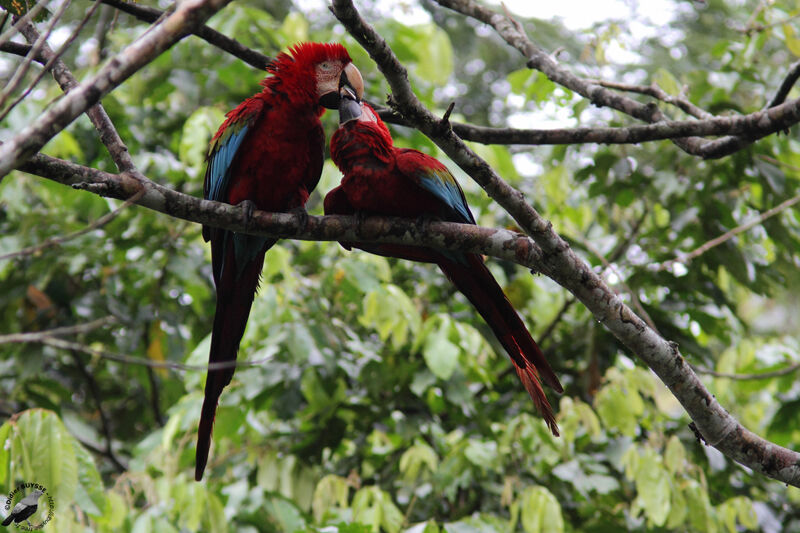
[203,100,264,205]
[396,149,476,225]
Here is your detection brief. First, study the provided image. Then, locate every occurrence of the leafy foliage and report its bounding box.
[2,1,800,532]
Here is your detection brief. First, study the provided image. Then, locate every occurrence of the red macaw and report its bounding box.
[324,92,562,434]
[197,43,364,480]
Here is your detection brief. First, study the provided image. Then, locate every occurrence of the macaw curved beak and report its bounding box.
[338,86,362,124]
[320,62,364,109]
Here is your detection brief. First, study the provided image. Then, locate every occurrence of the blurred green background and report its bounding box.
[2,0,800,531]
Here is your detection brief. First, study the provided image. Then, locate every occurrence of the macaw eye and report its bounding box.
[319,61,333,71]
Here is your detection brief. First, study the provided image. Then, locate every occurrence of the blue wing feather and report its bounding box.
[203,105,271,281]
[205,125,251,203]
[415,167,476,225]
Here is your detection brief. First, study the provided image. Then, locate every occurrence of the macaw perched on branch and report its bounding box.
[324,90,563,434]
[197,43,364,480]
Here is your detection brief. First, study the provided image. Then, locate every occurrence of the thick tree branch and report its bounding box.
[99,0,270,70]
[419,105,800,146]
[0,0,234,180]
[3,28,795,149]
[16,152,546,271]
[434,0,800,159]
[330,0,800,487]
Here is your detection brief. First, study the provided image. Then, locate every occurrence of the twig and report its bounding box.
[693,363,800,380]
[0,0,72,111]
[0,0,103,124]
[0,190,143,261]
[697,59,800,157]
[0,0,46,48]
[0,42,42,62]
[0,316,116,343]
[767,60,800,108]
[0,0,235,180]
[740,12,800,35]
[91,4,115,65]
[588,79,713,119]
[76,435,128,472]
[69,347,127,472]
[654,192,800,272]
[36,337,277,371]
[99,0,270,70]
[16,11,150,175]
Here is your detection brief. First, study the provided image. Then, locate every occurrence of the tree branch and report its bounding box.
[0,0,71,112]
[653,192,800,272]
[15,151,546,271]
[0,191,141,261]
[14,11,141,176]
[0,0,234,180]
[588,79,713,120]
[0,316,116,343]
[433,0,800,159]
[330,0,800,487]
[693,363,800,381]
[99,0,270,70]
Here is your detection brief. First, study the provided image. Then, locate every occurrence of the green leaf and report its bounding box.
[463,440,498,469]
[399,442,439,481]
[352,486,403,533]
[519,486,564,533]
[422,315,460,380]
[42,130,83,161]
[686,481,716,533]
[417,25,454,85]
[664,435,686,474]
[72,440,106,516]
[783,24,800,57]
[11,409,79,510]
[359,284,421,349]
[653,68,681,96]
[179,106,225,174]
[280,12,309,45]
[266,497,307,532]
[631,451,671,526]
[594,375,644,436]
[312,474,350,522]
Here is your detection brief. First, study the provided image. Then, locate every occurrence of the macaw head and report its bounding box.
[331,91,394,171]
[337,88,392,140]
[263,42,363,111]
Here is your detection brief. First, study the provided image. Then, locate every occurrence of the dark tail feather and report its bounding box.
[438,253,562,436]
[196,244,266,481]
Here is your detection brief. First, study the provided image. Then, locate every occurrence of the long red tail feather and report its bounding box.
[438,253,561,435]
[195,242,266,481]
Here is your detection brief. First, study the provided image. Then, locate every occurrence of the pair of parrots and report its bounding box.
[195,42,562,480]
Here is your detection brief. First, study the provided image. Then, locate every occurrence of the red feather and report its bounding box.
[325,103,562,435]
[196,42,353,480]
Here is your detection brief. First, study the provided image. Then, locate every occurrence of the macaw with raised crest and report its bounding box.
[324,89,562,434]
[196,43,364,480]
